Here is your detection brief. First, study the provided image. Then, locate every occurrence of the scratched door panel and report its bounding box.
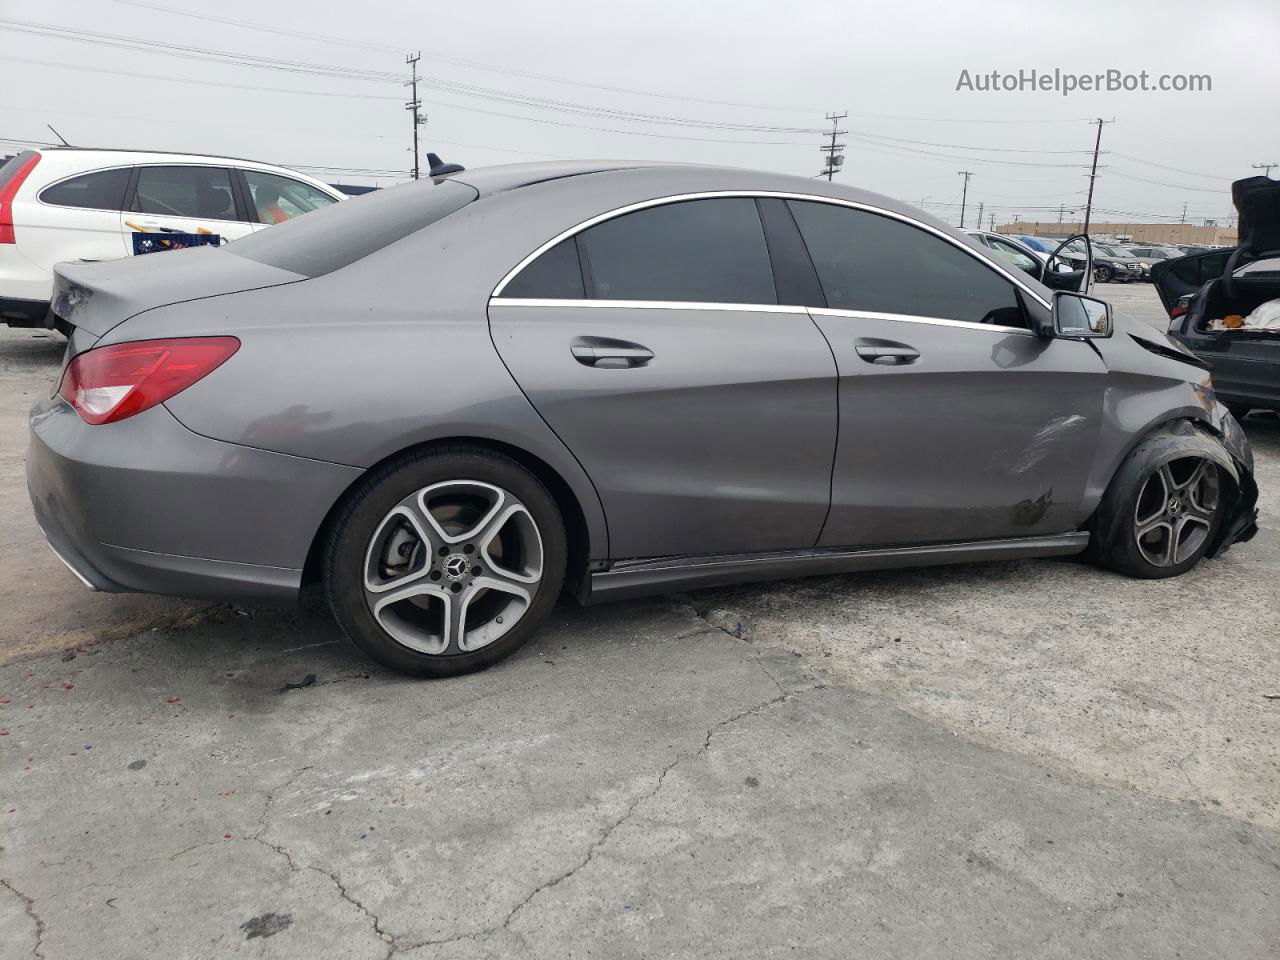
[812,312,1107,547]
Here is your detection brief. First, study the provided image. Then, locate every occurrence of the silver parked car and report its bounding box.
[28,162,1259,677]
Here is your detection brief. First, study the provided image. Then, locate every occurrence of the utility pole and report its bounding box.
[989,212,995,231]
[974,201,983,233]
[1082,117,1111,237]
[1057,204,1064,224]
[1180,201,1188,223]
[819,112,847,181]
[1253,161,1278,178]
[957,170,973,228]
[405,52,426,180]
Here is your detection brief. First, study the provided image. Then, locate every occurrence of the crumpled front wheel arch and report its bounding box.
[1090,419,1259,563]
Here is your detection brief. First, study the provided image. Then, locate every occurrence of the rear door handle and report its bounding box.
[854,340,920,365]
[571,336,654,368]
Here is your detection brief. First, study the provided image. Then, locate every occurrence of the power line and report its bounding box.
[1105,167,1228,194]
[1253,161,1278,178]
[0,19,825,136]
[107,0,821,113]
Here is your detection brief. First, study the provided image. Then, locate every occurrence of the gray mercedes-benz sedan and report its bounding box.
[28,161,1259,677]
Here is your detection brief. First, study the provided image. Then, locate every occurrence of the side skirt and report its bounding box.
[582,532,1090,604]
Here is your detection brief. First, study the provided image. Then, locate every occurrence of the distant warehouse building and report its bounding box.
[1000,221,1238,246]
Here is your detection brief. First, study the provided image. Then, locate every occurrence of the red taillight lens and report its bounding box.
[0,153,40,244]
[58,337,240,425]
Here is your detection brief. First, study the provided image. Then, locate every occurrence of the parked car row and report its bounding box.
[0,147,345,331]
[1011,234,1232,283]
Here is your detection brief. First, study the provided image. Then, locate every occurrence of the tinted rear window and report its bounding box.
[40,168,131,210]
[225,178,477,277]
[502,238,585,298]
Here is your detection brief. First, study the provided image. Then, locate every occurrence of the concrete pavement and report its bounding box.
[2,283,1278,958]
[2,601,1278,960]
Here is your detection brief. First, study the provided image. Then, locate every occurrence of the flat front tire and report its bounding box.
[325,447,566,677]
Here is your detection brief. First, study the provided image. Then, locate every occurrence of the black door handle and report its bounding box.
[855,339,920,365]
[571,336,654,368]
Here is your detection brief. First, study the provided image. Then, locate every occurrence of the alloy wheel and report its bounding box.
[362,480,544,655]
[1132,458,1219,568]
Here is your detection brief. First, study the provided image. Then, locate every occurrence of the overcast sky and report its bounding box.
[3,0,1277,226]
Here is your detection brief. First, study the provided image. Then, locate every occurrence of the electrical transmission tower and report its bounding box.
[405,52,427,180]
[957,171,973,228]
[1253,161,1278,178]
[819,112,847,181]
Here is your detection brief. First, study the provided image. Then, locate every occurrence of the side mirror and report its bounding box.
[1053,291,1113,338]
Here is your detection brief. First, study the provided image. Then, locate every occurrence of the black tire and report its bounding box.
[1094,265,1113,283]
[324,446,567,678]
[1093,437,1227,580]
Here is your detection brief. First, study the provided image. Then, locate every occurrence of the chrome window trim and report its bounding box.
[489,189,1053,311]
[489,298,808,315]
[809,306,1036,337]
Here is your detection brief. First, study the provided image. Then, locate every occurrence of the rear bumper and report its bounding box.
[0,296,52,328]
[27,397,362,604]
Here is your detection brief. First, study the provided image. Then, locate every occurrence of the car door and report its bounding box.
[488,196,838,560]
[122,165,255,253]
[785,199,1107,547]
[986,233,1087,293]
[24,166,131,270]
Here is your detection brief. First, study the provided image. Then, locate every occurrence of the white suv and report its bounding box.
[0,148,345,330]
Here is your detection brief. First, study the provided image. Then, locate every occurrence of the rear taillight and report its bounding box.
[1170,295,1192,319]
[0,153,40,244]
[58,337,240,425]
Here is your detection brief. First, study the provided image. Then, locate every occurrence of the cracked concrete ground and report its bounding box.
[2,603,1278,959]
[2,288,1280,959]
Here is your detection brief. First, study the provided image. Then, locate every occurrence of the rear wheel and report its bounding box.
[1097,452,1225,579]
[325,448,566,677]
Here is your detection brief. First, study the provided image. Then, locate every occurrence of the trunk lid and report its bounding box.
[1150,248,1233,315]
[1234,175,1280,262]
[50,246,305,338]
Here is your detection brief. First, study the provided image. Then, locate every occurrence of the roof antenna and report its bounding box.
[426,152,464,178]
[47,124,71,146]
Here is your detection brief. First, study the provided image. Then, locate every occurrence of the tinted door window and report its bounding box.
[502,238,585,298]
[133,166,237,221]
[577,198,776,304]
[789,200,1024,326]
[243,169,338,224]
[39,168,130,210]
